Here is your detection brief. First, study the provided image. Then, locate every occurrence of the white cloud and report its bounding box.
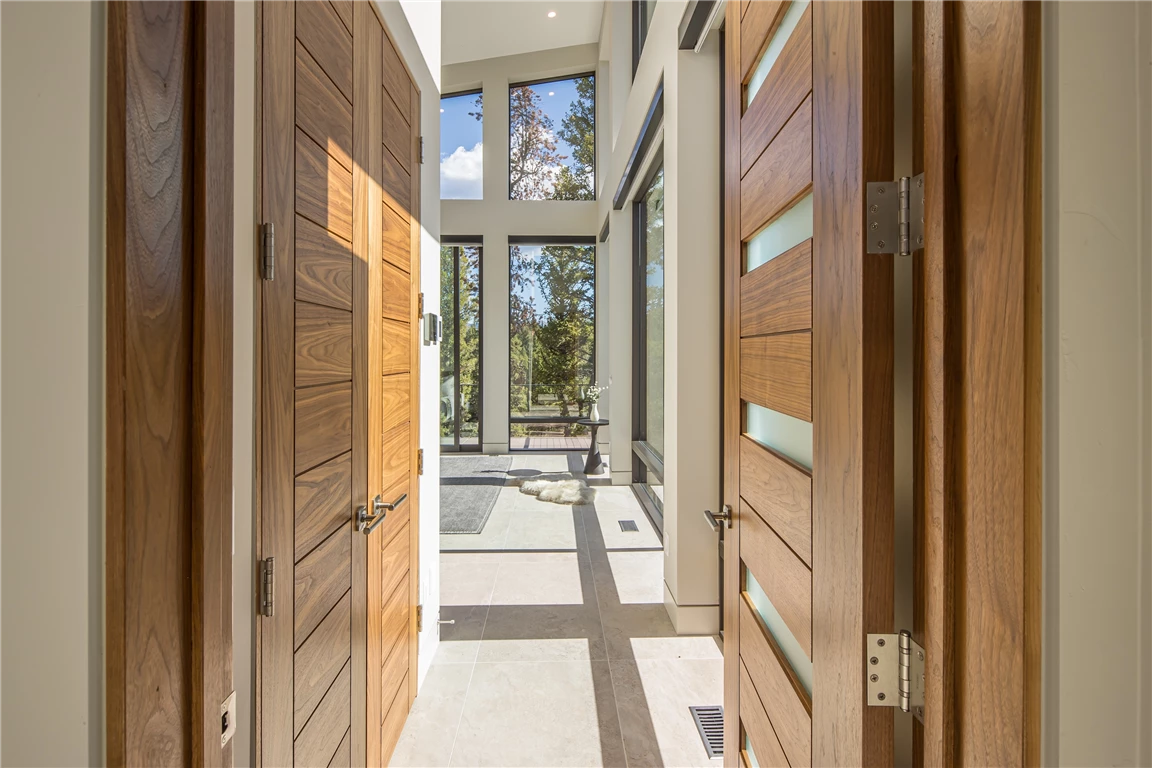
[440,142,483,199]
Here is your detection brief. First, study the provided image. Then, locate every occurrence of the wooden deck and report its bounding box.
[510,436,591,451]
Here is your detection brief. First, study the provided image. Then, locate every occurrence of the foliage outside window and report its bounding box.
[440,92,483,199]
[440,245,482,449]
[509,75,595,201]
[509,244,596,442]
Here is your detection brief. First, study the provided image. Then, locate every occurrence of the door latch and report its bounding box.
[866,630,925,722]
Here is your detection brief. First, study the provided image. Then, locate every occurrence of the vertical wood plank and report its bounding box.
[191,3,235,766]
[406,77,422,706]
[722,3,745,764]
[811,2,894,765]
[358,4,383,765]
[260,2,296,766]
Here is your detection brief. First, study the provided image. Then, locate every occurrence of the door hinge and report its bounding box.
[417,448,424,476]
[416,604,423,632]
[418,292,424,316]
[261,222,275,281]
[419,136,425,164]
[866,173,924,257]
[867,630,925,722]
[220,690,237,747]
[259,557,275,617]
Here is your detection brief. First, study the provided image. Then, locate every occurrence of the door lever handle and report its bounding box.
[704,504,733,532]
[356,493,408,535]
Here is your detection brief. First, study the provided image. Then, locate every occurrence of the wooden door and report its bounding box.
[722,2,894,765]
[259,2,419,765]
[912,2,1042,765]
[368,9,422,767]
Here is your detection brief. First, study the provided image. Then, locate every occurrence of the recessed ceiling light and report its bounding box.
[547,10,556,17]
[440,108,445,113]
[548,91,555,96]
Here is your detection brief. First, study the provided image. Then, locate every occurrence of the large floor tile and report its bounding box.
[502,505,589,552]
[591,550,666,606]
[610,658,724,768]
[450,661,626,767]
[599,603,723,662]
[581,503,662,551]
[490,555,593,607]
[440,555,501,607]
[390,662,474,767]
[434,603,487,665]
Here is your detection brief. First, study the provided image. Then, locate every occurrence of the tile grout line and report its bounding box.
[581,499,632,768]
[445,560,497,768]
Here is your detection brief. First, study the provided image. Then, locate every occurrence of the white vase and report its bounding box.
[589,403,599,422]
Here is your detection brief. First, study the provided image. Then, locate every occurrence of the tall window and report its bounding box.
[440,91,483,199]
[440,243,482,450]
[509,241,596,450]
[632,0,657,76]
[508,75,595,201]
[633,163,664,518]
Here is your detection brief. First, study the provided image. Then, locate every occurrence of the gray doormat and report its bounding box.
[440,455,513,534]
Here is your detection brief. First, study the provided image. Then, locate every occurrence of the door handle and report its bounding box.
[356,492,408,535]
[704,504,733,532]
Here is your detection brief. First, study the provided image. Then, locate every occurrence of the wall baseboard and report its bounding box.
[663,581,720,635]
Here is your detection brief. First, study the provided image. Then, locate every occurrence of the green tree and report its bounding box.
[509,86,565,200]
[552,76,595,201]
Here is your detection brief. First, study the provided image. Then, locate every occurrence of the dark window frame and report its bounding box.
[440,237,484,452]
[507,72,597,202]
[631,154,665,520]
[507,238,598,450]
[632,0,656,79]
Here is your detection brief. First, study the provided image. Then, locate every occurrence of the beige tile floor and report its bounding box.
[391,453,724,768]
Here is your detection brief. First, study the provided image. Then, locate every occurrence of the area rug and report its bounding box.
[440,455,513,534]
[515,473,596,506]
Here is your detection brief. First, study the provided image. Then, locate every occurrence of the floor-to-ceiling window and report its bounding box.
[509,238,597,451]
[440,241,482,451]
[633,162,664,524]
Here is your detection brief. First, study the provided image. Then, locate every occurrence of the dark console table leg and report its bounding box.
[584,424,603,474]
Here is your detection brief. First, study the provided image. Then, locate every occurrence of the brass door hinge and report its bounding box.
[866,173,925,257]
[416,604,423,632]
[419,292,424,316]
[417,448,424,476]
[259,558,275,617]
[866,630,925,722]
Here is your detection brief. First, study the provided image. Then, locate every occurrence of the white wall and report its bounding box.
[0,3,106,764]
[600,0,721,633]
[379,0,444,687]
[442,44,601,454]
[1043,3,1152,766]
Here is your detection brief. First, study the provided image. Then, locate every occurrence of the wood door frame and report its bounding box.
[105,2,236,765]
[913,2,1043,765]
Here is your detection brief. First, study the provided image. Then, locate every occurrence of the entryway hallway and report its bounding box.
[391,453,722,767]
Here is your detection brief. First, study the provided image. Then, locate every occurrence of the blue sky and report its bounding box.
[440,76,589,199]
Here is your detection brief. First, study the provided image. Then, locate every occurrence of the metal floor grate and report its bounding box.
[618,520,639,532]
[689,705,724,759]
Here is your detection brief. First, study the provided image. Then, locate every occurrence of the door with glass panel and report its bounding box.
[440,241,482,451]
[633,162,665,529]
[722,1,895,765]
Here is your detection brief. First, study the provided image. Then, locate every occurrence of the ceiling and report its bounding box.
[442,0,604,66]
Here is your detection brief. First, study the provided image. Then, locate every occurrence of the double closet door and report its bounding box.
[259,1,421,765]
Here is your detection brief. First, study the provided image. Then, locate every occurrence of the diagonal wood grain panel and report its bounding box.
[741,95,812,241]
[740,435,811,566]
[740,332,811,422]
[741,239,812,337]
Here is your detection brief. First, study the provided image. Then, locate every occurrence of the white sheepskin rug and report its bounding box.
[515,473,596,505]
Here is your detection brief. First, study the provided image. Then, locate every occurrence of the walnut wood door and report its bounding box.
[722,2,894,765]
[259,2,419,766]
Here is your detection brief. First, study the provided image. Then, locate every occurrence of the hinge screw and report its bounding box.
[870,674,879,683]
[877,693,886,701]
[877,638,886,647]
[870,204,878,213]
[871,221,878,230]
[918,651,924,661]
[878,187,886,195]
[877,240,886,249]
[917,177,923,188]
[870,656,879,665]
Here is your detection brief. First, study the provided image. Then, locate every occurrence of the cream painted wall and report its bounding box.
[377,0,444,686]
[599,0,721,633]
[0,3,106,765]
[1043,4,1152,765]
[442,44,601,454]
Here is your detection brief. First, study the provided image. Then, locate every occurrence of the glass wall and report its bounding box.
[633,163,665,521]
[440,91,483,200]
[508,75,595,201]
[440,244,482,450]
[509,243,596,450]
